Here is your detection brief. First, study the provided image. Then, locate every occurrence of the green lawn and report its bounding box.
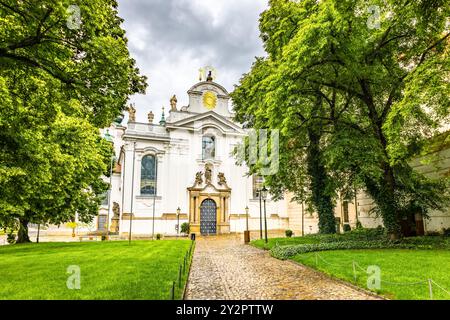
[293,249,450,300]
[0,240,193,300]
[251,236,320,250]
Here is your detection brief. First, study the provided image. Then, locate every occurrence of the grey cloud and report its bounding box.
[117,0,267,122]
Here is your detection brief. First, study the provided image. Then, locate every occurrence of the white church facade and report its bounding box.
[33,75,449,239]
[101,77,288,237]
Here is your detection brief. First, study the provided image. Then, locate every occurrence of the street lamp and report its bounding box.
[129,142,136,245]
[244,206,250,244]
[261,186,268,244]
[258,188,263,240]
[104,129,114,240]
[176,207,181,238]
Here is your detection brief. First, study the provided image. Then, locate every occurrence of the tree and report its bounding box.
[0,0,147,126]
[232,0,450,238]
[0,0,147,242]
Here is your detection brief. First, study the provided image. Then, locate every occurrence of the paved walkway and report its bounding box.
[185,235,380,300]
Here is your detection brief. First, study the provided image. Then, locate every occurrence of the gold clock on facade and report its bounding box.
[203,91,217,110]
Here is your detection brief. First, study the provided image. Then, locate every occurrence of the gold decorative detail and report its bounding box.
[147,111,154,123]
[170,95,177,111]
[203,91,217,110]
[205,163,213,184]
[126,104,136,122]
[112,202,120,218]
[195,172,203,186]
[218,172,227,186]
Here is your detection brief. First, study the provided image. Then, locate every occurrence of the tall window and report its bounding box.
[202,136,215,160]
[141,155,157,195]
[97,215,107,231]
[252,175,264,198]
[343,201,349,223]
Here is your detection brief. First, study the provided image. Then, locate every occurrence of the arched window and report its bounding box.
[202,136,215,160]
[141,155,157,195]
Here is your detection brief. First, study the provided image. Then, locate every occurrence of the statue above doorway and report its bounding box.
[205,163,213,184]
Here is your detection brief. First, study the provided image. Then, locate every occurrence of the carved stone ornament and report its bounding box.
[112,202,120,218]
[204,163,213,184]
[195,171,203,186]
[147,111,154,123]
[170,95,178,111]
[126,104,136,122]
[218,172,227,186]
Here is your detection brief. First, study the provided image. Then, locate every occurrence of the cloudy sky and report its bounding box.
[117,0,268,122]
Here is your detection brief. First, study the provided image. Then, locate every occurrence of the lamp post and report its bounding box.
[104,129,114,240]
[176,207,181,238]
[244,206,250,244]
[151,156,157,240]
[258,188,263,240]
[129,142,136,245]
[261,186,268,244]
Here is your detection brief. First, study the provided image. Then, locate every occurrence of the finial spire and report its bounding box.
[159,107,166,126]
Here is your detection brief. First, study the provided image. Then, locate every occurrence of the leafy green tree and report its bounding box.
[0,0,147,242]
[233,0,450,238]
[0,0,147,126]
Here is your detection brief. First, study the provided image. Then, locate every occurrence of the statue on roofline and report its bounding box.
[126,104,136,122]
[170,95,178,111]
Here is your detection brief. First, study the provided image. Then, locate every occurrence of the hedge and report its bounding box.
[270,238,450,260]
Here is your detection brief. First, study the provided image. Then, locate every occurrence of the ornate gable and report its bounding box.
[166,111,244,135]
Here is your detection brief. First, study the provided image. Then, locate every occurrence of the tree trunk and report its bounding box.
[307,130,336,234]
[381,164,401,239]
[16,218,31,243]
[363,166,401,239]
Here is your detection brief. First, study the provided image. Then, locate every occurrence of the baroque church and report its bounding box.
[100,73,288,237]
[92,71,450,239]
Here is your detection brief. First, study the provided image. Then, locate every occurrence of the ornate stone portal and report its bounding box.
[187,164,231,235]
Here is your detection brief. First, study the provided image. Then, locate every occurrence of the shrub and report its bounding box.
[270,236,450,260]
[156,233,162,240]
[443,228,450,237]
[285,230,293,238]
[6,233,15,244]
[181,223,190,235]
[355,220,363,229]
[343,224,351,232]
[303,227,385,243]
[400,236,450,248]
[271,240,420,260]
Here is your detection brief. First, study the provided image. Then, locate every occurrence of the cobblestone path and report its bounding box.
[184,235,380,300]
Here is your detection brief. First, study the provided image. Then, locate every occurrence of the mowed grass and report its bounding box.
[0,240,193,300]
[251,236,320,250]
[293,249,450,300]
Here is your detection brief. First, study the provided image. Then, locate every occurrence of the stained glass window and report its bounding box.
[141,155,157,195]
